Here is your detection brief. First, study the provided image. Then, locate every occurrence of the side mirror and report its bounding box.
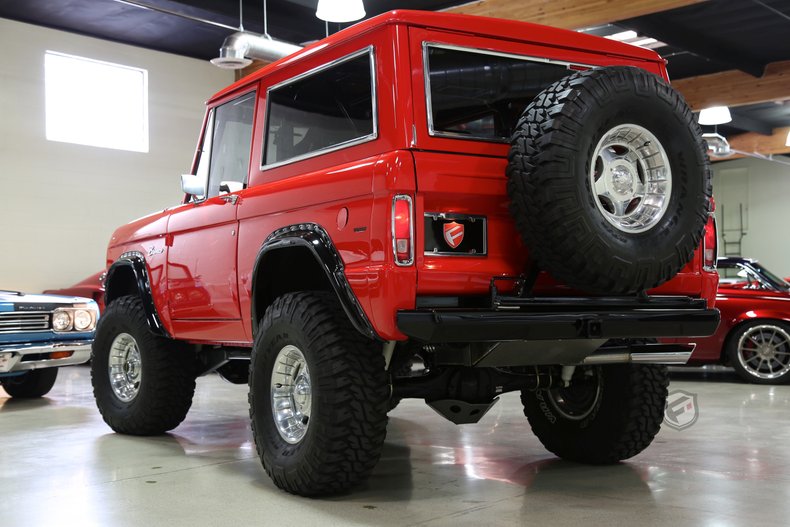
[219,181,244,194]
[181,174,206,197]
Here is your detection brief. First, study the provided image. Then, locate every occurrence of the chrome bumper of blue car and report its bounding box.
[0,341,92,374]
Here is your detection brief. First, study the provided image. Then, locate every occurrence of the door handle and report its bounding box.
[220,194,238,205]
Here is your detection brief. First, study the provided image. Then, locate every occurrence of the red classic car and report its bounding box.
[683,257,790,384]
[44,271,105,313]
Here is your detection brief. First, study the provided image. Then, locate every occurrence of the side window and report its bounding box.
[264,48,375,167]
[204,91,256,198]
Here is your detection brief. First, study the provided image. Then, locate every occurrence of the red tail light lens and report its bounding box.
[392,195,414,266]
[703,214,717,270]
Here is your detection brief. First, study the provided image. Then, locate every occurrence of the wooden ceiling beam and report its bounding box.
[673,61,790,111]
[443,0,707,30]
[714,126,790,161]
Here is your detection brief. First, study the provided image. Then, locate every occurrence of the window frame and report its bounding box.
[422,42,593,143]
[261,46,378,171]
[189,87,257,204]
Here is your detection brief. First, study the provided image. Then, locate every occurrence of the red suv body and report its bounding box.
[106,11,716,343]
[94,10,719,496]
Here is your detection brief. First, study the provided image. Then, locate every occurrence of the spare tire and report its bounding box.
[507,66,711,295]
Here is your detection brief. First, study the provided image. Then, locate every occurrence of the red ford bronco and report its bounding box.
[92,10,720,496]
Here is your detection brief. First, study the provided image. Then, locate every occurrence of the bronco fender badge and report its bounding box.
[443,221,465,249]
[148,246,165,257]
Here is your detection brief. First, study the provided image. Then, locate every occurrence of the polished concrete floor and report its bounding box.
[2,365,790,526]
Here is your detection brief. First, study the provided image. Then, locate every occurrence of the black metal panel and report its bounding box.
[397,303,720,343]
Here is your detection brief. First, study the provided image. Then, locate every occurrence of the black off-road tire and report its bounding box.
[507,66,711,294]
[91,295,197,435]
[249,291,389,497]
[522,363,669,464]
[726,320,790,385]
[1,368,58,398]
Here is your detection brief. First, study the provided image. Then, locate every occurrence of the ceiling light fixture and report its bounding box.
[606,30,637,41]
[316,0,366,23]
[698,106,732,126]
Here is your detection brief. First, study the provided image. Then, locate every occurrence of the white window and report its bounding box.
[45,51,149,152]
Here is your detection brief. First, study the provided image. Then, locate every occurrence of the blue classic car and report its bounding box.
[0,290,99,398]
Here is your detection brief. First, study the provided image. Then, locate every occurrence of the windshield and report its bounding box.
[750,262,790,291]
[424,44,574,141]
[718,261,790,292]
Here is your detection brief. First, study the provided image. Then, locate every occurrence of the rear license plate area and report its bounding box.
[424,213,486,256]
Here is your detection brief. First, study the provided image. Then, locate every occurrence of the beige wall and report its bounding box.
[713,156,790,276]
[0,18,232,292]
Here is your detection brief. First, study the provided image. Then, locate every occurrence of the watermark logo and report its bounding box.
[664,390,698,431]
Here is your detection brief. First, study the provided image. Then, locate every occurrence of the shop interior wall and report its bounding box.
[713,156,790,276]
[0,18,232,292]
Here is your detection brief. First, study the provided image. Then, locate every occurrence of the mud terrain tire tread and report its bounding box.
[91,295,196,435]
[249,291,389,496]
[507,66,711,294]
[522,363,669,464]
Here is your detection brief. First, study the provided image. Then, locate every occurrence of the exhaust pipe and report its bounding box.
[582,344,695,365]
[211,32,302,69]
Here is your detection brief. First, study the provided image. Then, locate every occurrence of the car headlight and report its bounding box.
[52,310,73,331]
[73,309,94,331]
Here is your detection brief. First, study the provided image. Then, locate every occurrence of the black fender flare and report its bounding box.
[252,223,379,340]
[105,252,169,337]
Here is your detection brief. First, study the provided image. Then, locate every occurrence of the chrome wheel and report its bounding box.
[737,324,790,380]
[271,345,312,444]
[108,333,142,402]
[590,124,672,233]
[546,368,602,421]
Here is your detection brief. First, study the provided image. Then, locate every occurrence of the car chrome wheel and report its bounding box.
[271,345,312,444]
[590,124,672,233]
[108,332,142,402]
[736,324,790,380]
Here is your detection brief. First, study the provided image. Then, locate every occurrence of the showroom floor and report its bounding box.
[2,366,789,526]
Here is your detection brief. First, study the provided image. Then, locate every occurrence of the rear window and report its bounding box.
[264,47,376,167]
[424,44,575,142]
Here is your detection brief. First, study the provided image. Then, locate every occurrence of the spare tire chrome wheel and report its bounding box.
[590,124,672,234]
[507,66,712,295]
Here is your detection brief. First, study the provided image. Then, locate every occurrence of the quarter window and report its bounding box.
[425,45,574,141]
[264,49,375,167]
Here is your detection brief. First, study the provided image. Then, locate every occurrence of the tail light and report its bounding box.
[392,195,414,266]
[703,213,718,270]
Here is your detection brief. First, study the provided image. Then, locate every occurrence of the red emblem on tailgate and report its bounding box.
[443,221,465,249]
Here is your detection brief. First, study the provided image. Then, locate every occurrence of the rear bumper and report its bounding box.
[397,296,720,343]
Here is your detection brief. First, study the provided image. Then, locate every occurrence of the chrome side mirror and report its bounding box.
[181,174,206,198]
[219,181,244,194]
